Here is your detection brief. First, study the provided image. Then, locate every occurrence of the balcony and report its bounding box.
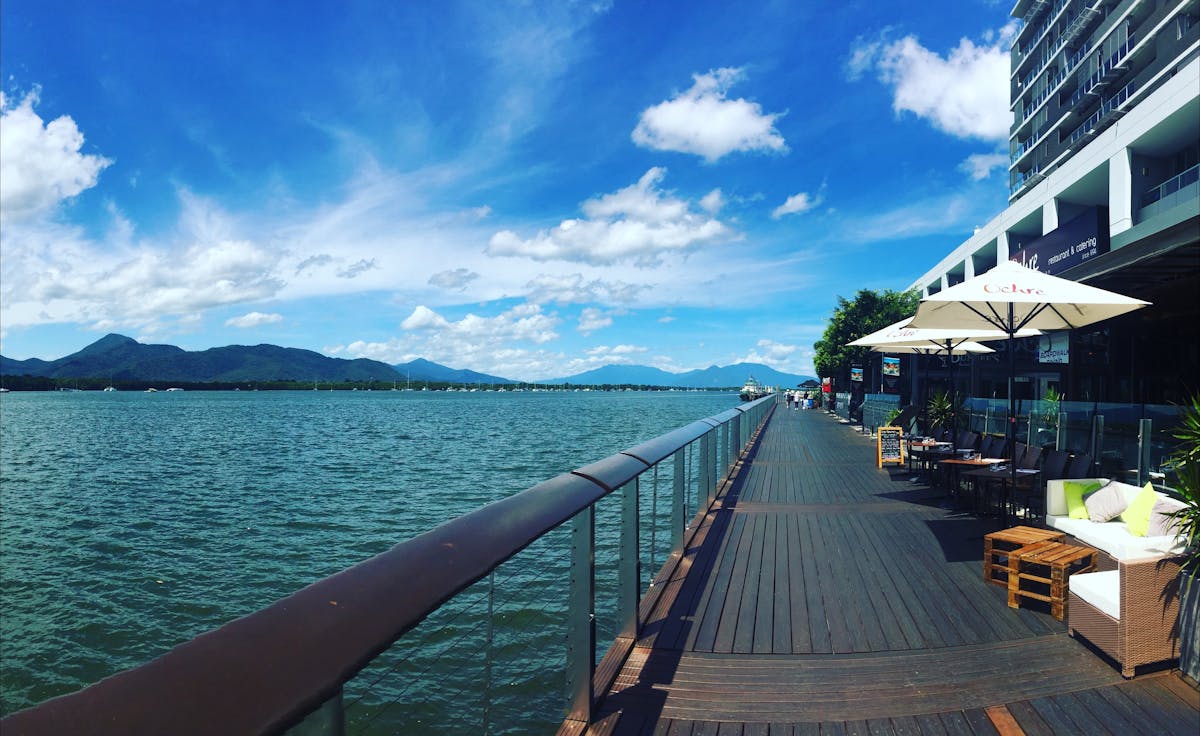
[1139,164,1200,221]
[1067,80,1136,146]
[1068,33,1137,109]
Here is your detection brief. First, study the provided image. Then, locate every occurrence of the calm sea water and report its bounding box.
[0,389,738,729]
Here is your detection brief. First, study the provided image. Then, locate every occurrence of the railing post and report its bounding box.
[484,570,494,735]
[285,689,344,736]
[719,423,729,477]
[1056,411,1067,451]
[672,449,685,550]
[565,505,595,725]
[618,480,640,639]
[1091,414,1104,469]
[700,431,713,506]
[1137,418,1152,486]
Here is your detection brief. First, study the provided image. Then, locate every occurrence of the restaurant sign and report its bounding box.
[1038,332,1070,364]
[1009,206,1109,276]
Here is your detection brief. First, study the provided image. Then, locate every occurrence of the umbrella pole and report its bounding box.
[1006,303,1017,527]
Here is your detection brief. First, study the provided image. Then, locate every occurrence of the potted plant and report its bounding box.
[1035,387,1062,448]
[926,391,965,434]
[1166,395,1200,681]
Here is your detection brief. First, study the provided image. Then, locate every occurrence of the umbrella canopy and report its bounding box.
[907,259,1151,525]
[848,315,1039,348]
[869,341,994,355]
[907,260,1150,334]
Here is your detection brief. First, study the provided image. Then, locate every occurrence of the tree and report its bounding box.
[812,288,920,384]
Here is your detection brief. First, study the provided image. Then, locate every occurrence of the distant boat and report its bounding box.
[0,387,10,393]
[739,376,771,402]
[103,386,116,392]
[145,388,158,393]
[165,387,184,392]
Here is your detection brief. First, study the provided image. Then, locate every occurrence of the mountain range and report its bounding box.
[0,334,815,388]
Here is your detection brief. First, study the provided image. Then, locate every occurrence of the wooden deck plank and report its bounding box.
[690,512,749,652]
[785,513,814,654]
[585,409,1197,736]
[771,514,793,654]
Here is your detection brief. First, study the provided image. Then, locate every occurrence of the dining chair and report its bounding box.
[1065,453,1094,478]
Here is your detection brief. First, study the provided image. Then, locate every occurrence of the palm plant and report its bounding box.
[1167,395,1200,681]
[926,391,964,432]
[1167,395,1200,578]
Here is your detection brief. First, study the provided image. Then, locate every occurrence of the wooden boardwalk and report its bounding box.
[585,407,1200,735]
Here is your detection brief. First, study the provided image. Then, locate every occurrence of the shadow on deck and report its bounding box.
[581,407,1200,735]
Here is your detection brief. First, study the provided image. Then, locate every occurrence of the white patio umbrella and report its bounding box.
[847,316,1036,440]
[908,259,1151,523]
[870,341,995,438]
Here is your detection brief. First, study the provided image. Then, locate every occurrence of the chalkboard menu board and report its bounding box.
[877,426,904,468]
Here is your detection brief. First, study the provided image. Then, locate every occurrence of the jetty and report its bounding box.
[3,398,1196,734]
[575,407,1199,734]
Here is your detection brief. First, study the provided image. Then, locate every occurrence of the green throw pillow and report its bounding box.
[1122,482,1158,537]
[1065,480,1102,519]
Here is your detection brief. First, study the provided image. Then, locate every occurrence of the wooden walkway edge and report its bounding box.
[574,407,1200,735]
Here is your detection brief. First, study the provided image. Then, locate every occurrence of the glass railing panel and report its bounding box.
[1094,402,1142,477]
[1144,404,1185,485]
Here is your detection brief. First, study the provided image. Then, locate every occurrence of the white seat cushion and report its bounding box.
[1046,515,1183,561]
[1071,570,1121,619]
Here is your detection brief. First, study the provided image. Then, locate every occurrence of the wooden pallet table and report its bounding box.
[983,526,1065,586]
[1007,540,1099,621]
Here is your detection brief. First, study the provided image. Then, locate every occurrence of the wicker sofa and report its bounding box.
[1044,478,1186,677]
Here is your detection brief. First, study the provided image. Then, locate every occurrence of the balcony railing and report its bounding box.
[1067,79,1136,146]
[1139,163,1200,222]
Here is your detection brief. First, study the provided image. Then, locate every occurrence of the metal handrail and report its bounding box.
[2,395,775,735]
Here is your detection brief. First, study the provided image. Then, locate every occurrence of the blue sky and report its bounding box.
[1,1,1019,380]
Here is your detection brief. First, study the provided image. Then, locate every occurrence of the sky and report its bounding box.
[0,0,1020,381]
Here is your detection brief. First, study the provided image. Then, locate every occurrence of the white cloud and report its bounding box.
[342,302,565,377]
[225,311,284,328]
[337,258,378,278]
[487,168,734,266]
[0,190,285,334]
[577,307,612,335]
[0,90,113,223]
[734,339,811,375]
[772,191,824,219]
[632,67,787,162]
[699,189,725,213]
[840,190,991,243]
[850,24,1017,141]
[523,272,646,305]
[960,152,1008,180]
[428,268,479,291]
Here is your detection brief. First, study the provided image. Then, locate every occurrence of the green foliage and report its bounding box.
[1167,395,1200,578]
[1039,386,1062,428]
[926,391,965,431]
[885,407,903,426]
[812,288,920,382]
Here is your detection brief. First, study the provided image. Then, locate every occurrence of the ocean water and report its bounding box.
[0,389,739,729]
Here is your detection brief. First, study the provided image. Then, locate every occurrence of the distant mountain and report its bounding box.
[544,362,815,389]
[394,358,514,386]
[0,334,510,385]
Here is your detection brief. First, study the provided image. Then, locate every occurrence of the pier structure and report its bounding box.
[3,397,1197,734]
[577,407,1199,734]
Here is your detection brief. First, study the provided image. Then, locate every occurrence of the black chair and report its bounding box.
[1020,444,1044,471]
[979,435,1003,458]
[1010,449,1070,520]
[1066,453,1094,478]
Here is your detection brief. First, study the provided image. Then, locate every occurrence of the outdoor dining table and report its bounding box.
[935,456,1009,507]
[961,465,1041,520]
[906,439,950,477]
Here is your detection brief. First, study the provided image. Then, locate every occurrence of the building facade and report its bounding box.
[909,0,1200,407]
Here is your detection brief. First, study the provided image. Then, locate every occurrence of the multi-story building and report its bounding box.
[909,0,1199,407]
